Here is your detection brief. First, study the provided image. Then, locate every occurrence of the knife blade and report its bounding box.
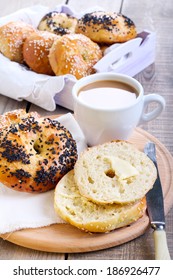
[144,142,171,260]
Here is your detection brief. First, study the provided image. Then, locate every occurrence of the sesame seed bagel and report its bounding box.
[76,11,137,44]
[54,170,146,233]
[74,141,157,204]
[0,21,35,63]
[23,31,59,75]
[38,11,78,36]
[0,110,78,193]
[49,34,102,79]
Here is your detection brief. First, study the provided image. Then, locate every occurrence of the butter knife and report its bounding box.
[144,142,171,260]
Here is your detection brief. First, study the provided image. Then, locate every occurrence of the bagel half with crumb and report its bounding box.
[38,11,78,36]
[54,170,146,233]
[76,11,137,44]
[0,21,35,63]
[23,31,59,75]
[0,110,78,193]
[74,141,157,204]
[49,34,102,79]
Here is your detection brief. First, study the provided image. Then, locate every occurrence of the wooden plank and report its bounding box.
[0,0,65,16]
[122,0,173,155]
[0,238,65,260]
[0,94,27,115]
[29,104,71,117]
[68,0,122,13]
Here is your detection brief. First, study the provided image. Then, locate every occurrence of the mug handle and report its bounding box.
[139,94,166,124]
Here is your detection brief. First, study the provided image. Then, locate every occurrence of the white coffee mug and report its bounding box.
[72,73,165,146]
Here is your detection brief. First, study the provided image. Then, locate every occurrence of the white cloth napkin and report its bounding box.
[0,113,87,234]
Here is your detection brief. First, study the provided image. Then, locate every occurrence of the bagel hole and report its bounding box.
[105,169,115,178]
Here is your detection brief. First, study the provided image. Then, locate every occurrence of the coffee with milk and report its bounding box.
[78,80,138,109]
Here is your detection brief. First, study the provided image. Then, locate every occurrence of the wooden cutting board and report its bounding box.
[1,127,173,253]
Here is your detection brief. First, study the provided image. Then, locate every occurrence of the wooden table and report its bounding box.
[0,0,173,260]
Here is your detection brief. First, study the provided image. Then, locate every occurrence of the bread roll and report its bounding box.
[76,11,137,44]
[74,141,157,204]
[54,170,146,233]
[38,11,78,36]
[49,34,102,79]
[0,21,35,63]
[23,31,59,75]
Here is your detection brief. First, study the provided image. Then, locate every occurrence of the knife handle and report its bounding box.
[153,229,171,260]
